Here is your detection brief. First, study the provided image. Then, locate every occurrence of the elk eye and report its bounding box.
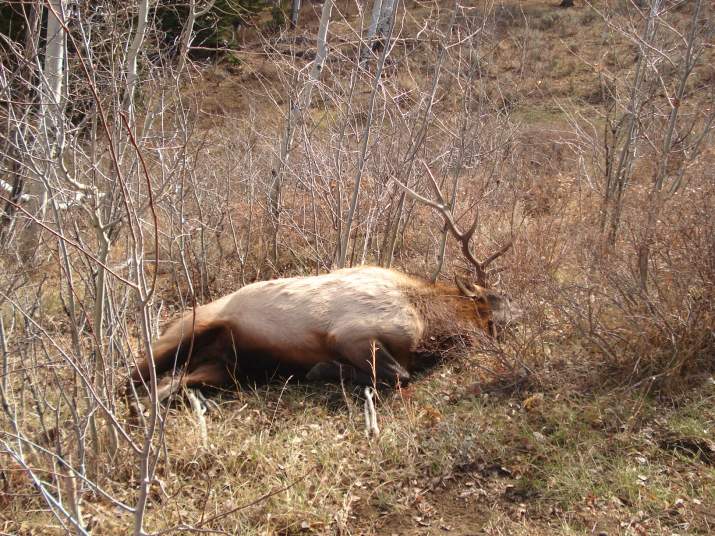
[473,294,487,305]
[475,295,491,309]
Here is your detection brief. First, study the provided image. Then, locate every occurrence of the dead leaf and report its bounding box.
[523,393,544,412]
[659,434,715,464]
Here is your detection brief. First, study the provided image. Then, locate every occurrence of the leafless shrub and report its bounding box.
[544,0,715,387]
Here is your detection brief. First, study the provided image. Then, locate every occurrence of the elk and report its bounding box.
[128,266,513,402]
[128,166,513,403]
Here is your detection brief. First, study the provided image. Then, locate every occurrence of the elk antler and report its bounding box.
[393,162,512,287]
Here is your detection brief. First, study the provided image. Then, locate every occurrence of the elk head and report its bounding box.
[454,275,518,336]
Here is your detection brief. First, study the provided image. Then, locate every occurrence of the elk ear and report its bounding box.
[455,275,479,297]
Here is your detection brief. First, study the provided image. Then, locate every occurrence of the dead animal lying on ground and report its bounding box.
[127,266,516,403]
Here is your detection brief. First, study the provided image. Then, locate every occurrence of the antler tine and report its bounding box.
[481,240,513,270]
[422,163,487,249]
[392,176,445,214]
[393,176,464,240]
[464,212,479,243]
[421,164,491,279]
[459,240,488,286]
[421,162,447,206]
[392,171,512,287]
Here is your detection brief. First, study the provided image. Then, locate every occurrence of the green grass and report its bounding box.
[512,104,568,125]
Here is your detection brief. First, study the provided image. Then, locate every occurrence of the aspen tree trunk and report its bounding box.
[361,0,395,66]
[14,0,67,260]
[361,0,383,65]
[304,0,333,111]
[376,0,396,37]
[124,0,150,121]
[337,1,395,268]
[42,0,66,150]
[269,0,334,263]
[178,0,216,73]
[290,0,301,28]
[34,0,67,231]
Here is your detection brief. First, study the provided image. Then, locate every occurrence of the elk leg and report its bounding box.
[156,374,182,402]
[135,360,233,408]
[306,361,373,384]
[334,339,410,386]
[180,359,234,391]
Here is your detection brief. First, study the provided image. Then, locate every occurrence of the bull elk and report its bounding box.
[128,266,514,403]
[128,164,513,403]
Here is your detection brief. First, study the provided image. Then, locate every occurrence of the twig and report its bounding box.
[0,194,139,289]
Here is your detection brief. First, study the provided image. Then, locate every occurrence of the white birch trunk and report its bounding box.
[290,0,301,28]
[124,0,150,120]
[361,0,383,65]
[269,0,334,262]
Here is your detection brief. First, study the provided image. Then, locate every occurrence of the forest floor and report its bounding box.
[65,356,713,535]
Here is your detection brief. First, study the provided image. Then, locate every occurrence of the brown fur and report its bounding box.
[405,283,492,359]
[128,266,511,400]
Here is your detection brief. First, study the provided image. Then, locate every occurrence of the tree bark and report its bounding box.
[337,1,395,268]
[178,0,216,73]
[290,0,301,29]
[361,0,383,65]
[124,0,150,121]
[269,0,334,264]
[19,0,67,259]
[361,0,396,66]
